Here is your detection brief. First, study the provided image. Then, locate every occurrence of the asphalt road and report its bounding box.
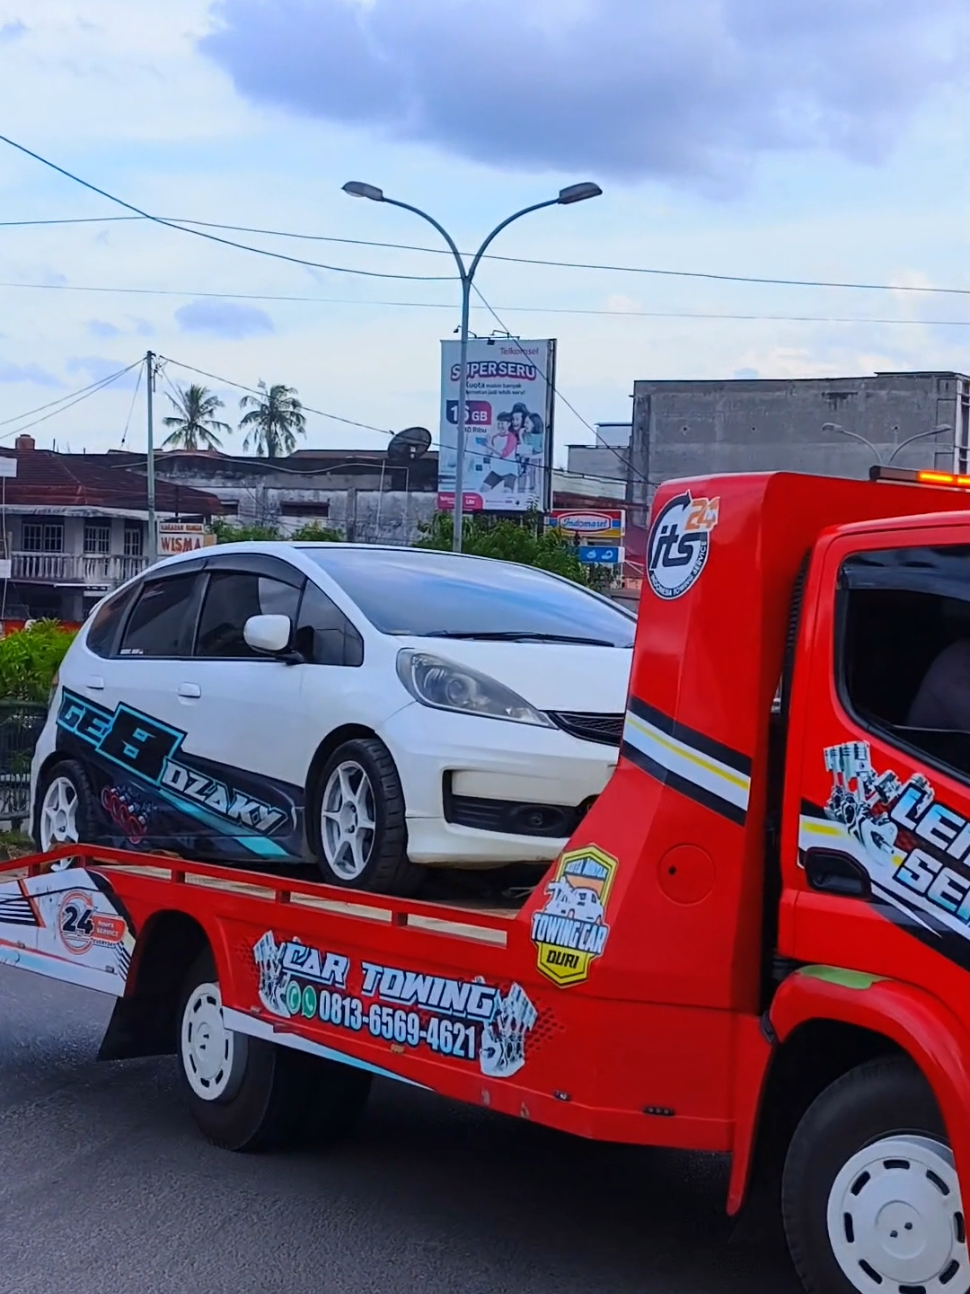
[0,968,801,1294]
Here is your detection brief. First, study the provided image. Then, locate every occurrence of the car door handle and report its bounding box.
[86,676,105,691]
[177,683,202,699]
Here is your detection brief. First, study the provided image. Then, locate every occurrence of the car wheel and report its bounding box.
[177,950,372,1152]
[312,737,420,895]
[782,1055,967,1294]
[35,759,99,851]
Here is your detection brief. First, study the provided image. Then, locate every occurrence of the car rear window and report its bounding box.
[299,547,635,646]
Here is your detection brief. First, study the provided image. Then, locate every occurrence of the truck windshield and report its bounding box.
[298,547,636,646]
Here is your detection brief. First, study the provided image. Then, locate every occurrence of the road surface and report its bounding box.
[0,968,800,1294]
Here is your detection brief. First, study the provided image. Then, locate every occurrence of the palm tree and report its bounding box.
[162,384,231,451]
[238,381,306,458]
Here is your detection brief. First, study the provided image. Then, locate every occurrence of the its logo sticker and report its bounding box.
[57,889,126,954]
[646,491,719,601]
[531,845,618,987]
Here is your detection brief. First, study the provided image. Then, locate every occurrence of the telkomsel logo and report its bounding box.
[646,491,719,600]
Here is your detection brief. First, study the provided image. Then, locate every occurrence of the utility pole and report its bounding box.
[146,350,157,564]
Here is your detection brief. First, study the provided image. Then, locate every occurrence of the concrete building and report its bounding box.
[566,422,631,481]
[96,448,626,547]
[627,371,970,531]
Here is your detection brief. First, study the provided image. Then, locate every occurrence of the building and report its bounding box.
[95,447,627,546]
[566,423,631,481]
[0,435,222,622]
[627,372,970,525]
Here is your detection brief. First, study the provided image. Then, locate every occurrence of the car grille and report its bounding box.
[546,711,624,747]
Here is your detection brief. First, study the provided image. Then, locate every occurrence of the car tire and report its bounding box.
[311,737,421,895]
[34,759,99,851]
[177,949,371,1152]
[781,1055,967,1294]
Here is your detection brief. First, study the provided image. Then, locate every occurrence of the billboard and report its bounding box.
[438,338,556,514]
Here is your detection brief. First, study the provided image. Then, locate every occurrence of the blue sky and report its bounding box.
[0,0,967,459]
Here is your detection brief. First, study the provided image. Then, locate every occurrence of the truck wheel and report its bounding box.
[782,1056,967,1294]
[35,759,98,850]
[312,737,421,895]
[177,950,372,1152]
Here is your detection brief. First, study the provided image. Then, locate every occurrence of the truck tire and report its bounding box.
[35,759,99,851]
[176,950,371,1152]
[311,737,421,895]
[781,1055,967,1294]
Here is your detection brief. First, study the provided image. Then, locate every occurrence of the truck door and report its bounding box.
[784,521,970,981]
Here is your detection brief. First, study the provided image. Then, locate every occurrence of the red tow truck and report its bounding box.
[5,468,970,1294]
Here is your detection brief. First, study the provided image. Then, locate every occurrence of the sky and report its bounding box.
[0,0,967,464]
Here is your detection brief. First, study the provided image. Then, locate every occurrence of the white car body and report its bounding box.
[30,542,634,872]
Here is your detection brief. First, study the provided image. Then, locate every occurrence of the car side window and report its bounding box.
[295,581,364,666]
[839,545,970,781]
[86,584,139,658]
[119,574,199,658]
[195,571,303,659]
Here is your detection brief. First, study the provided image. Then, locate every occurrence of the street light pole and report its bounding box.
[822,422,954,467]
[342,181,602,552]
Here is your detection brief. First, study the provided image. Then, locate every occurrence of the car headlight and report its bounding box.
[396,650,553,727]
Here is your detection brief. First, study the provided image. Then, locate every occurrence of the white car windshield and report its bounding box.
[299,547,636,647]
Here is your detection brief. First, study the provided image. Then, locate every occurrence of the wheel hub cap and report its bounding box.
[827,1135,968,1293]
[180,981,247,1102]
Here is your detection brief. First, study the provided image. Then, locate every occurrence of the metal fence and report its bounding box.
[0,701,47,830]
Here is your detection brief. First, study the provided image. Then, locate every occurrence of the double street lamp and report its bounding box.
[343,179,602,552]
[822,421,955,467]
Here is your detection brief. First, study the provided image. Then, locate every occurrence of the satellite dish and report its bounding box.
[387,426,432,463]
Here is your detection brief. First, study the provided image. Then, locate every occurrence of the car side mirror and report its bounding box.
[244,614,293,655]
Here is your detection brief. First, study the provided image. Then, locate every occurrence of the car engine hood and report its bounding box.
[396,637,633,714]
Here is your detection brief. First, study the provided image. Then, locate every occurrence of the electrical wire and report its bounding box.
[0,280,963,327]
[2,210,969,298]
[0,135,451,284]
[0,360,142,441]
[0,360,141,432]
[119,362,143,449]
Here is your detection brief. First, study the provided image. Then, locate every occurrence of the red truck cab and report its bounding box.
[4,468,970,1294]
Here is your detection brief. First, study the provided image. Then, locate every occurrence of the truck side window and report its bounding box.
[839,545,970,779]
[295,582,364,667]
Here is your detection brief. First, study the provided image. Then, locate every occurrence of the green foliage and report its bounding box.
[0,620,76,702]
[415,511,591,585]
[162,384,231,450]
[210,517,344,544]
[238,381,306,458]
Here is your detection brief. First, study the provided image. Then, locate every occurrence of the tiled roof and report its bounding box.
[0,448,223,514]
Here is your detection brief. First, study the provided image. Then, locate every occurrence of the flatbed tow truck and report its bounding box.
[6,468,970,1294]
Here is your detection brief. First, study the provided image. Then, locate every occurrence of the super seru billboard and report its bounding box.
[438,338,556,514]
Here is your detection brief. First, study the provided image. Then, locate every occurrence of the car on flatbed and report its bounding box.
[30,542,634,892]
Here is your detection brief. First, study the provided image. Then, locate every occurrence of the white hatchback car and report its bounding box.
[31,542,635,893]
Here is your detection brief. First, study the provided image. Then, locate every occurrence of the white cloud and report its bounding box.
[201,0,968,189]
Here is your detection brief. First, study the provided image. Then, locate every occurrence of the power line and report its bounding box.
[0,361,141,431]
[0,360,142,441]
[2,210,968,298]
[119,363,143,449]
[0,136,451,284]
[0,279,963,327]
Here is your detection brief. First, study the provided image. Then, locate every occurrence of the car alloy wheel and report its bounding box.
[320,759,377,881]
[39,774,80,850]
